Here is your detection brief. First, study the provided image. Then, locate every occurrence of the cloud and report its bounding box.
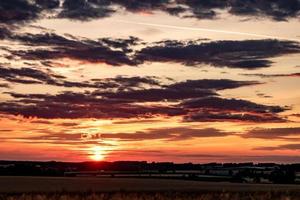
[0,131,113,146]
[0,65,163,89]
[254,143,300,150]
[0,91,185,119]
[100,127,233,141]
[96,87,215,102]
[181,97,287,123]
[0,78,287,123]
[181,97,286,113]
[227,0,300,21]
[168,79,260,90]
[135,39,300,69]
[57,0,300,21]
[173,0,300,21]
[241,72,300,78]
[57,0,173,21]
[183,112,286,123]
[94,79,259,102]
[0,0,59,24]
[1,0,300,26]
[6,127,232,144]
[256,92,272,99]
[5,32,140,66]
[0,65,65,85]
[3,30,300,69]
[0,26,11,39]
[0,83,9,88]
[291,113,300,118]
[106,150,300,163]
[243,127,300,140]
[58,0,115,21]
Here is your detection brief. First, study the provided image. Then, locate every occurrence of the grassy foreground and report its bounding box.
[0,191,299,200]
[1,177,300,200]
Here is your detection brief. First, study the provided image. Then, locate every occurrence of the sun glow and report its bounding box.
[89,146,105,161]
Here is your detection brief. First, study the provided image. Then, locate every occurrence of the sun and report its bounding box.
[89,146,105,161]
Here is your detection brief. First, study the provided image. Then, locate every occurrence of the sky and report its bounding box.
[0,0,300,163]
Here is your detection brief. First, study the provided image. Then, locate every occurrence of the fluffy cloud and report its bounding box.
[4,31,299,69]
[0,0,59,24]
[0,65,162,89]
[7,33,139,66]
[0,78,287,122]
[1,0,300,25]
[243,127,300,140]
[135,39,300,69]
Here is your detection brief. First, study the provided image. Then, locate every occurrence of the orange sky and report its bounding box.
[0,0,300,163]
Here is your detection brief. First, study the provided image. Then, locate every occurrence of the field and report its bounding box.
[0,177,300,200]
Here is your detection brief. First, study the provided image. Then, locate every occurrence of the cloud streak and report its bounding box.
[243,127,300,140]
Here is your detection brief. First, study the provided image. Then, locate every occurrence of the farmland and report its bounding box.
[0,177,300,200]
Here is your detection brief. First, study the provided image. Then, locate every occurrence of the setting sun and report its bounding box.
[90,146,105,161]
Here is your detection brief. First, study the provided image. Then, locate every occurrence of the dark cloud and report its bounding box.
[181,97,286,113]
[0,26,11,39]
[183,112,286,123]
[90,76,162,91]
[58,0,115,21]
[176,0,228,19]
[168,79,260,90]
[0,0,39,24]
[111,0,170,12]
[9,32,140,54]
[35,0,60,9]
[256,92,272,99]
[0,65,163,89]
[241,72,300,78]
[0,66,65,85]
[97,88,215,102]
[100,127,233,141]
[243,127,300,140]
[291,113,300,118]
[0,0,59,24]
[0,82,9,88]
[11,43,137,67]
[30,120,54,125]
[0,91,185,119]
[57,0,300,21]
[227,0,300,21]
[57,0,172,21]
[135,39,300,69]
[1,0,300,26]
[4,32,140,66]
[94,79,259,102]
[178,93,286,123]
[2,131,113,146]
[5,127,232,144]
[0,78,287,122]
[174,0,300,21]
[182,98,286,124]
[254,143,300,151]
[3,30,300,69]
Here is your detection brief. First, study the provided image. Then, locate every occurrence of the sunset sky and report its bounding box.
[0,0,300,163]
